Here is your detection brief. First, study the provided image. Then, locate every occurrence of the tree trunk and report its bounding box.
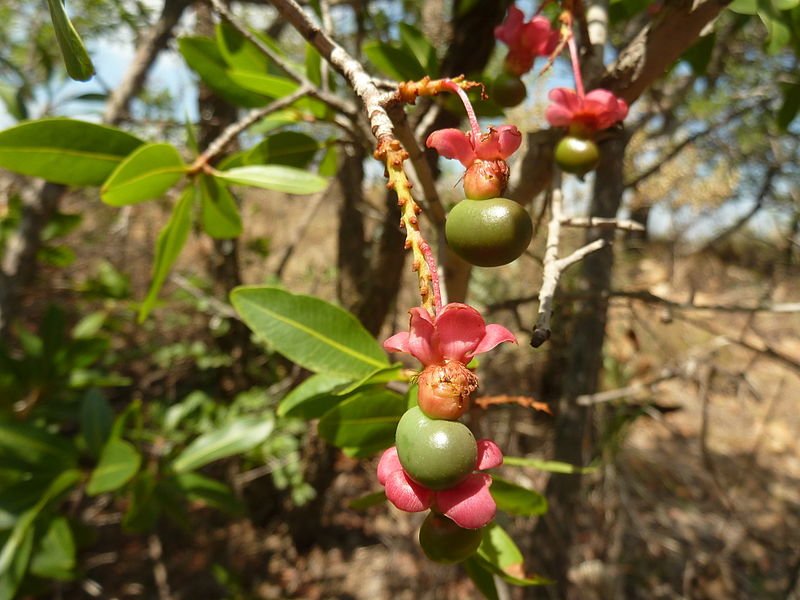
[532,131,629,598]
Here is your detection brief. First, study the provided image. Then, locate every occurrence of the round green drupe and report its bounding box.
[418,512,484,563]
[445,197,533,267]
[554,136,600,177]
[395,406,477,491]
[492,72,527,108]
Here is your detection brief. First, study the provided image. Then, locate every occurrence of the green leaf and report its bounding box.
[101,143,186,206]
[138,187,194,321]
[759,0,792,53]
[178,37,270,108]
[0,469,80,597]
[0,119,143,186]
[173,472,243,515]
[0,525,33,600]
[398,24,438,76]
[231,287,389,378]
[772,0,800,9]
[305,43,323,86]
[200,174,242,239]
[0,420,77,471]
[214,165,327,195]
[86,437,141,495]
[317,389,406,452]
[227,71,299,98]
[363,41,426,81]
[215,21,271,74]
[681,33,716,75]
[335,364,406,396]
[278,373,352,418]
[490,476,548,516]
[728,0,758,13]
[38,244,76,267]
[778,82,800,130]
[319,144,339,177]
[80,389,113,458]
[464,556,500,600]
[171,418,274,474]
[476,523,551,585]
[121,471,160,532]
[0,82,27,122]
[348,491,386,510]
[502,456,597,474]
[45,0,95,81]
[29,516,76,580]
[244,131,320,168]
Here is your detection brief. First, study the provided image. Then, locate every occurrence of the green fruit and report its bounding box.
[395,406,477,491]
[492,72,527,108]
[418,512,483,563]
[445,197,533,267]
[554,136,600,177]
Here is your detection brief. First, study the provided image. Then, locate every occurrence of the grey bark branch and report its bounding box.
[103,0,191,125]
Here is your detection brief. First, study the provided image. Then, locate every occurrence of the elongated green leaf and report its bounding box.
[278,373,352,418]
[334,364,406,396]
[172,418,274,474]
[502,456,597,474]
[178,37,270,108]
[214,165,327,195]
[244,131,320,168]
[227,71,299,98]
[0,469,80,594]
[216,21,271,73]
[728,0,758,13]
[778,82,800,131]
[86,438,141,495]
[101,143,186,206]
[121,471,160,532]
[0,525,33,600]
[0,119,143,185]
[173,472,243,515]
[490,476,548,516]
[0,420,77,471]
[464,556,500,600]
[46,0,95,81]
[398,24,438,76]
[80,389,113,458]
[317,389,406,452]
[348,491,386,510]
[476,523,551,586]
[0,82,27,121]
[29,516,76,580]
[363,41,426,81]
[138,187,194,321]
[231,287,389,378]
[200,174,242,239]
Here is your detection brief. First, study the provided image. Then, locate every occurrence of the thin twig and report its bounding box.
[531,187,609,347]
[194,87,310,166]
[274,187,330,278]
[171,273,239,319]
[207,0,358,120]
[560,216,645,232]
[266,0,397,143]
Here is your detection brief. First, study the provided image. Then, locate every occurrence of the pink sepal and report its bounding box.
[434,303,487,364]
[469,324,517,358]
[437,473,497,530]
[407,307,442,366]
[473,125,522,161]
[377,446,402,485]
[426,128,476,167]
[383,332,409,354]
[385,470,433,513]
[475,440,504,470]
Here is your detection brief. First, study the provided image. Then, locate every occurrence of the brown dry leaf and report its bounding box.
[474,395,552,414]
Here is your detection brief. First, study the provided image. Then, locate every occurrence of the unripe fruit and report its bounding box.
[445,198,533,267]
[554,136,600,177]
[418,512,483,563]
[417,362,478,420]
[492,72,527,108]
[395,406,477,491]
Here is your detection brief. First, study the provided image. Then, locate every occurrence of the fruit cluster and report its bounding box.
[380,303,517,562]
